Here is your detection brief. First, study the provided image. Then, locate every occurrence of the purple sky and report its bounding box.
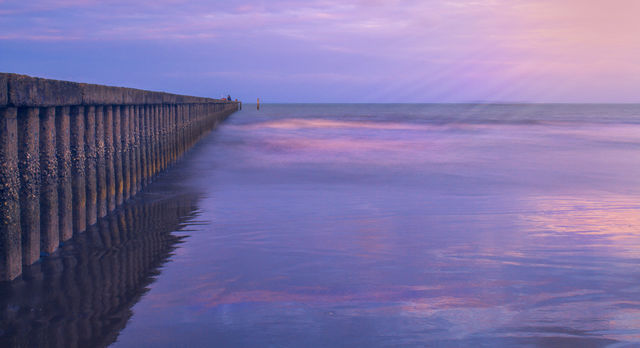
[1,0,639,102]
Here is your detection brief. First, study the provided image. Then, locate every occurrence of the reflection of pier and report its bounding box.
[0,73,239,280]
[0,192,199,347]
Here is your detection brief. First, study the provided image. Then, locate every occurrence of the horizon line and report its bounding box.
[241,101,640,105]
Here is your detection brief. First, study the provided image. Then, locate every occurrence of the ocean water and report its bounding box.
[3,104,640,347]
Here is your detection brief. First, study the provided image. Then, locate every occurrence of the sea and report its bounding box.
[3,104,640,347]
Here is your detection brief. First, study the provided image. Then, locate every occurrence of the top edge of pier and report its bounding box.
[0,72,239,107]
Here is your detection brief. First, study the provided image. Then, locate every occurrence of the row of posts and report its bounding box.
[0,102,238,281]
[0,193,198,347]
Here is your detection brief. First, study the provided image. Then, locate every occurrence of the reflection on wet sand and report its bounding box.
[524,196,640,255]
[0,193,199,348]
[5,104,640,347]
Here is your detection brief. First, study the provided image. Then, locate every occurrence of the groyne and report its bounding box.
[0,73,239,281]
[0,192,199,347]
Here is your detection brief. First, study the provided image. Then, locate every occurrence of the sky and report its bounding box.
[1,0,639,103]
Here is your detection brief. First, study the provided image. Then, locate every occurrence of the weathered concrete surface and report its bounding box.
[0,72,240,281]
[70,106,86,233]
[113,107,123,206]
[170,106,177,165]
[130,106,139,196]
[141,106,149,187]
[165,106,171,170]
[173,106,178,163]
[96,106,107,218]
[8,74,82,107]
[17,107,40,265]
[152,106,160,178]
[123,88,146,105]
[85,106,97,226]
[0,75,7,106]
[80,83,123,105]
[144,91,163,105]
[121,106,131,201]
[134,106,142,194]
[56,107,73,242]
[39,107,59,254]
[104,107,116,212]
[159,106,166,172]
[185,105,192,151]
[1,72,238,109]
[0,107,21,281]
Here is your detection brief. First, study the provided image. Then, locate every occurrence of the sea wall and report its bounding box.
[0,192,199,347]
[0,73,239,281]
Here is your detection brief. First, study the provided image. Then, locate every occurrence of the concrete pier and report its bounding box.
[0,73,239,280]
[0,193,199,347]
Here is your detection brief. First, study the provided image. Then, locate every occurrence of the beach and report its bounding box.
[4,103,639,346]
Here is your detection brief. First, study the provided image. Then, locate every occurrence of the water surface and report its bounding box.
[6,104,640,347]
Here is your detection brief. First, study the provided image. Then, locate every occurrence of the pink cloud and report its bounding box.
[2,0,640,101]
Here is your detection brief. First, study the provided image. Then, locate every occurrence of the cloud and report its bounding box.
[1,0,639,101]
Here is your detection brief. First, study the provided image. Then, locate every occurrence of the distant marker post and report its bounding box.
[257,98,260,110]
